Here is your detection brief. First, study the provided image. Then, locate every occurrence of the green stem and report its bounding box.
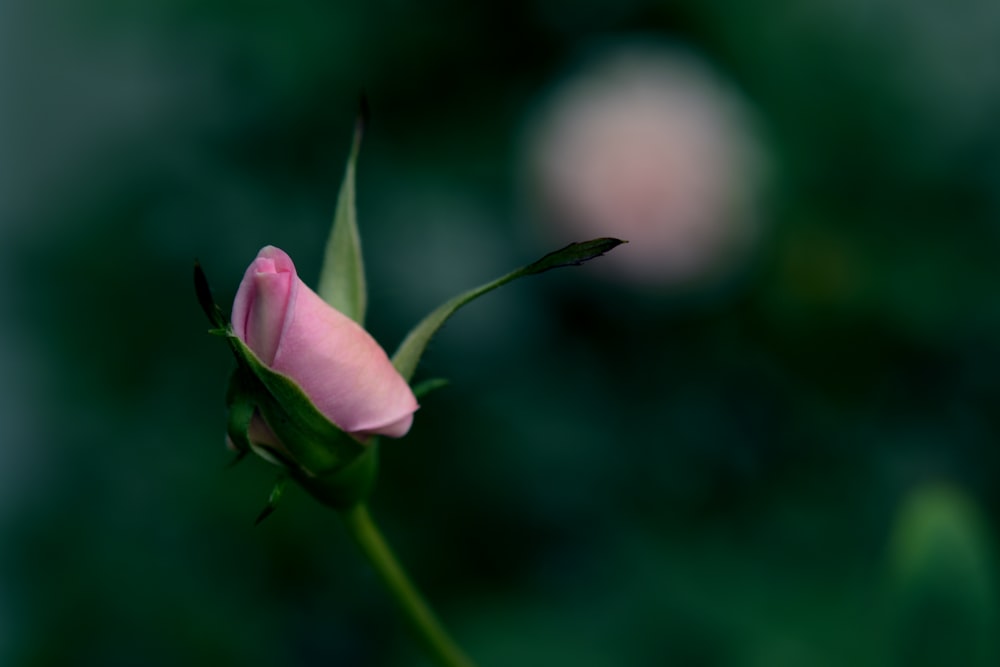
[340,503,478,667]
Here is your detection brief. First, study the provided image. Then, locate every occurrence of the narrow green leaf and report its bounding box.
[193,260,226,328]
[521,238,625,275]
[392,271,518,383]
[391,237,625,383]
[317,107,367,325]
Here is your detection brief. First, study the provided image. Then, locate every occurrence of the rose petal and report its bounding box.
[271,278,418,436]
[233,246,418,440]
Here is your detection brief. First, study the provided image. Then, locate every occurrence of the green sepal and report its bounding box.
[412,377,449,400]
[521,238,626,275]
[194,261,227,329]
[391,237,625,382]
[293,440,379,510]
[225,369,254,458]
[225,334,365,475]
[254,476,288,526]
[317,99,369,325]
[227,448,249,468]
[224,335,378,508]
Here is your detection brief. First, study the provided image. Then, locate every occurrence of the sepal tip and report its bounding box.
[193,260,227,328]
[356,93,371,140]
[255,477,288,526]
[412,377,450,400]
[522,237,627,275]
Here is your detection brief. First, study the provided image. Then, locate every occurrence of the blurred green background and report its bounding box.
[4,0,1000,665]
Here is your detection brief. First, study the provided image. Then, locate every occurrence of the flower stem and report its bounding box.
[340,503,478,667]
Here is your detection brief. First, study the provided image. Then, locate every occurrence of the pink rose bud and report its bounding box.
[231,246,418,440]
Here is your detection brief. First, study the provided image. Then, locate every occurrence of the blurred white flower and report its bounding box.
[524,44,767,286]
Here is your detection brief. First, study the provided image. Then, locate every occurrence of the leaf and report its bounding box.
[391,237,625,382]
[317,102,368,325]
[193,260,226,328]
[521,238,626,275]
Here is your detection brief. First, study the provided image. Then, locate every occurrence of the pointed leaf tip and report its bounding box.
[227,448,248,469]
[254,505,276,526]
[412,377,449,399]
[194,260,226,328]
[317,120,368,325]
[356,93,371,139]
[522,238,626,276]
[255,478,288,526]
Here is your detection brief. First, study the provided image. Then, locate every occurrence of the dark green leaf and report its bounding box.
[193,260,226,328]
[521,238,626,275]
